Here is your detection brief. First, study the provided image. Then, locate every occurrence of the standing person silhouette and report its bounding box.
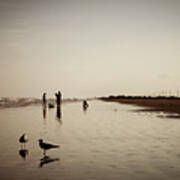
[55,91,62,121]
[42,93,47,105]
[55,91,62,106]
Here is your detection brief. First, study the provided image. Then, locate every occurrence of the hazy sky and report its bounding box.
[0,0,180,98]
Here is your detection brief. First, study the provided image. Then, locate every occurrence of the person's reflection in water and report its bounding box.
[43,104,47,119]
[56,105,62,124]
[19,149,29,160]
[83,105,88,112]
[39,155,60,168]
[42,92,47,119]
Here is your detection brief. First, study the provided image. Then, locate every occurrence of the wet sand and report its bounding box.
[99,97,180,116]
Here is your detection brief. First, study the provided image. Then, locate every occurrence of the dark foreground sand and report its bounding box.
[99,97,180,117]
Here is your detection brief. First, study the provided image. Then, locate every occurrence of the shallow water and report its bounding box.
[0,100,180,180]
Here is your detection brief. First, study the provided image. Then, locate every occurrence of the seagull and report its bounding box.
[19,133,28,147]
[38,139,59,155]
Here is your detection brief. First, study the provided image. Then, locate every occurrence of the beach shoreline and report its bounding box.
[99,96,180,116]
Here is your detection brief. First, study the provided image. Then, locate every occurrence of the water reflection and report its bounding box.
[42,92,47,119]
[2,100,180,180]
[157,114,180,119]
[43,104,47,119]
[39,155,60,168]
[83,105,88,112]
[56,106,62,124]
[19,149,29,160]
[56,106,62,119]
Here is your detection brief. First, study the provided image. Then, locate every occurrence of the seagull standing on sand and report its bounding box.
[38,139,59,155]
[19,133,28,148]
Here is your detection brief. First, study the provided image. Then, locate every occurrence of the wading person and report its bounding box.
[42,93,47,105]
[55,91,62,106]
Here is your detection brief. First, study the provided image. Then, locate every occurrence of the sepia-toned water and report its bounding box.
[0,100,180,180]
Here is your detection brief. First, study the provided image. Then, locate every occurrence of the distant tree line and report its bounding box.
[99,95,180,100]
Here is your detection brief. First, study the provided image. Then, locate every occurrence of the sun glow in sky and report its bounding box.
[0,0,180,98]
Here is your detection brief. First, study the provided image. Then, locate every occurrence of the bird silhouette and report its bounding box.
[38,139,59,155]
[19,133,28,148]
